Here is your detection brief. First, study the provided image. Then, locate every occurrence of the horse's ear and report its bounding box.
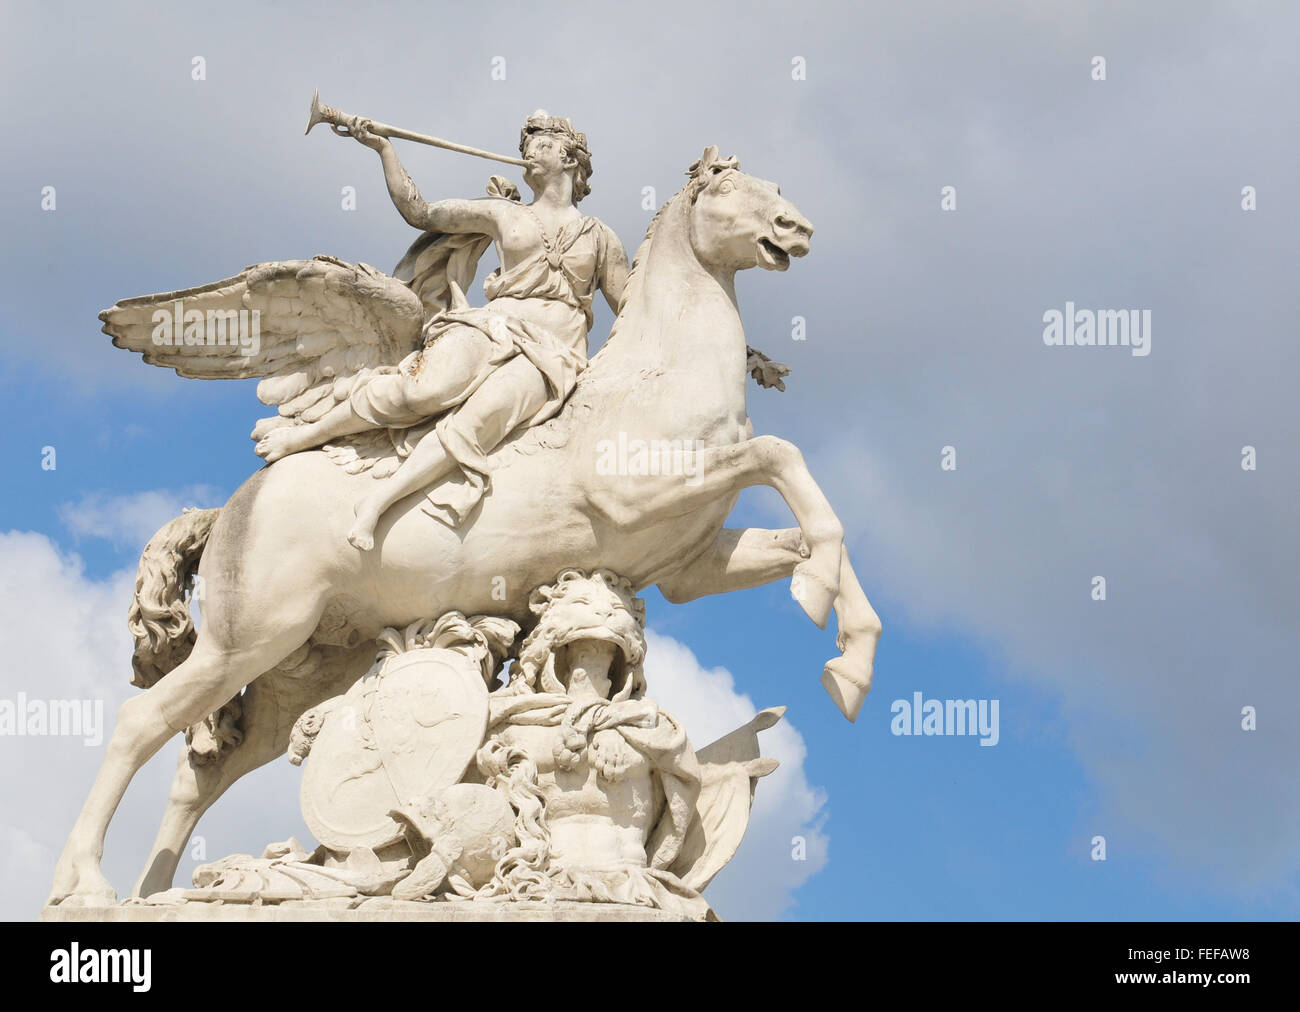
[686,146,741,182]
[686,146,720,178]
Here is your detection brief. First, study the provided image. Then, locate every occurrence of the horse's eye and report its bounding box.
[718,179,735,194]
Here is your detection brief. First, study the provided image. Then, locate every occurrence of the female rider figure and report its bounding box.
[254,110,629,550]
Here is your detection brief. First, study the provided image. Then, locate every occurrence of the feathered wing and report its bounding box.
[100,256,425,434]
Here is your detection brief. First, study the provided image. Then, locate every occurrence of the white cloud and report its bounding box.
[0,529,300,919]
[0,824,55,919]
[57,485,225,550]
[0,530,150,918]
[643,630,829,921]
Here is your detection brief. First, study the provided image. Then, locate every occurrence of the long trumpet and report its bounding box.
[305,89,529,168]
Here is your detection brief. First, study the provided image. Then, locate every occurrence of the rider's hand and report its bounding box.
[349,116,389,152]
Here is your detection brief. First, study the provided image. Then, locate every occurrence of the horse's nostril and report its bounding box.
[774,213,812,238]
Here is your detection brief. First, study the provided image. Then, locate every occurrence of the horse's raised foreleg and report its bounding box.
[821,544,881,721]
[590,435,844,627]
[657,527,809,600]
[658,529,880,721]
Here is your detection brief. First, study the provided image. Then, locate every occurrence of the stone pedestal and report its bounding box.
[40,900,695,923]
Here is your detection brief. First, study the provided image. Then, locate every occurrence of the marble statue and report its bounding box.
[140,571,781,920]
[43,94,882,917]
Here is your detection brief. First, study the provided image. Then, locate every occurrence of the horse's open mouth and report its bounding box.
[757,237,791,271]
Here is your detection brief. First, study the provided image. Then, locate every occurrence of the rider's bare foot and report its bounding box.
[255,425,317,463]
[347,500,383,552]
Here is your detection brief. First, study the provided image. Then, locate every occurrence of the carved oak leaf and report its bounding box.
[745,346,790,391]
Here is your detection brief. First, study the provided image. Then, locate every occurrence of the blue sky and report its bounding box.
[2,1,1297,920]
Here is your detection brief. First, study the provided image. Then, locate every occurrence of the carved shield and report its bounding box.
[300,648,490,852]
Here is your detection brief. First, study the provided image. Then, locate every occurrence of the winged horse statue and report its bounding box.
[46,131,881,906]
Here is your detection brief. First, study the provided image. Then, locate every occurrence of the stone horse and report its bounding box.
[48,150,881,905]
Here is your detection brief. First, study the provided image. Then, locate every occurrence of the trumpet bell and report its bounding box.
[305,89,329,135]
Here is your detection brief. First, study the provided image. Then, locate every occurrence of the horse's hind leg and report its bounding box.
[133,646,367,898]
[132,728,260,898]
[47,614,322,906]
[131,676,289,899]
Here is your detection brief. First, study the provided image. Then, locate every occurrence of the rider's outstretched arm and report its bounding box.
[351,119,504,238]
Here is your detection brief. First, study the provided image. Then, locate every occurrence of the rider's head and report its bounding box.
[520,110,592,203]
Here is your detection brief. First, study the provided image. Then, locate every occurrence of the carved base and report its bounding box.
[39,900,697,922]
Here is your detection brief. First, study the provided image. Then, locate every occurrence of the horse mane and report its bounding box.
[586,184,686,369]
[492,185,691,463]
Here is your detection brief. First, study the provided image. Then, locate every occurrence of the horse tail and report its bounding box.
[128,507,220,690]
[127,507,243,763]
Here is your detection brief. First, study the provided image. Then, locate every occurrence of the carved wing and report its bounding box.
[670,705,785,892]
[100,256,424,433]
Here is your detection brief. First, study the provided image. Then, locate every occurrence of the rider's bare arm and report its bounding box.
[411,194,507,238]
[598,226,630,315]
[351,118,503,239]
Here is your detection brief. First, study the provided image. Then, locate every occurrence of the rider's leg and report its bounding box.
[255,327,497,462]
[347,431,452,550]
[438,353,551,463]
[347,354,549,549]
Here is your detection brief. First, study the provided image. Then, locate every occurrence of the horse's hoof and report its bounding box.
[791,565,836,629]
[821,656,870,723]
[46,864,118,909]
[347,528,375,552]
[49,888,119,910]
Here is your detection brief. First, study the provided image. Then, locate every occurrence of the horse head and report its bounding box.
[684,146,814,275]
[583,145,816,398]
